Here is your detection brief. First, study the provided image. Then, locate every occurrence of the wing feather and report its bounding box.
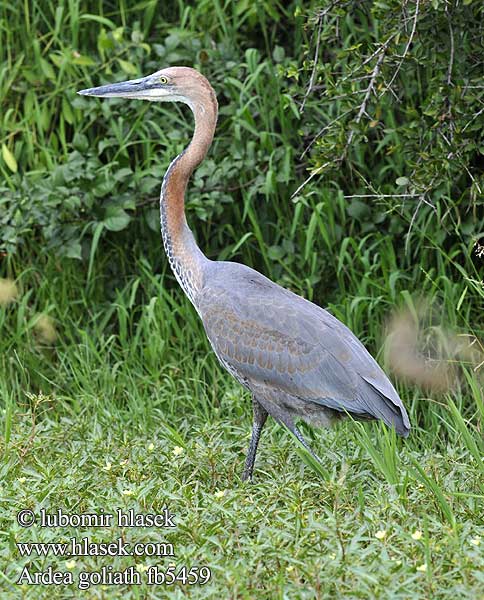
[198,262,410,435]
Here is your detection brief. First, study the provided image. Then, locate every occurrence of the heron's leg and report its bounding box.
[288,423,324,464]
[241,396,268,482]
[250,395,324,469]
[268,410,323,465]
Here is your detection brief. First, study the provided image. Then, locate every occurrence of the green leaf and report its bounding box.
[72,55,97,67]
[2,144,18,173]
[267,245,284,260]
[117,59,138,75]
[72,133,88,153]
[62,97,74,125]
[347,199,370,219]
[88,222,104,282]
[273,46,285,63]
[103,207,131,231]
[64,241,82,259]
[40,58,55,81]
[80,14,116,29]
[113,168,133,182]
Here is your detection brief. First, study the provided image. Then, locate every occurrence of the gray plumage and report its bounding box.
[198,261,410,441]
[79,66,410,481]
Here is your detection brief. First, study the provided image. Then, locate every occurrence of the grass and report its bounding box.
[2,392,484,599]
[1,0,483,597]
[0,255,483,598]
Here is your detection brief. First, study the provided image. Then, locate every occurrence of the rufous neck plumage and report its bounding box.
[159,82,218,306]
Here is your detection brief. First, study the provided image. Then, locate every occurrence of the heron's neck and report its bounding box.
[160,96,217,305]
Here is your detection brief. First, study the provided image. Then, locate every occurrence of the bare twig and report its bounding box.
[343,193,421,199]
[301,108,354,159]
[293,8,426,198]
[439,129,482,195]
[442,4,456,141]
[293,43,388,199]
[405,195,424,255]
[341,32,397,85]
[300,13,324,113]
[343,49,386,155]
[290,161,334,199]
[300,31,398,109]
[462,106,484,132]
[380,0,420,96]
[446,4,455,87]
[355,54,385,125]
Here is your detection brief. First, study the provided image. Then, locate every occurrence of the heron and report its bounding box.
[78,67,410,481]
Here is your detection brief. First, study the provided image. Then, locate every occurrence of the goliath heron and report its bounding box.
[78,67,410,481]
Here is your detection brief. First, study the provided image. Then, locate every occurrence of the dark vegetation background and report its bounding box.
[0,1,483,598]
[2,1,482,295]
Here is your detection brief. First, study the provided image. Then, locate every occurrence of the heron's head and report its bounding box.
[77,66,214,111]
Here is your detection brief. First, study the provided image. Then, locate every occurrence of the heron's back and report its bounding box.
[197,261,410,436]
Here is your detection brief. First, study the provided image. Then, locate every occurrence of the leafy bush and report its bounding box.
[1,0,482,313]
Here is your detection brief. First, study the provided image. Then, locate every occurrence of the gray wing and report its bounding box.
[198,261,410,436]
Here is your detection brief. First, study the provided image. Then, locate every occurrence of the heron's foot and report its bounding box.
[241,465,253,483]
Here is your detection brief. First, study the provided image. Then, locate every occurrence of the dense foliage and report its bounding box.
[2,1,482,292]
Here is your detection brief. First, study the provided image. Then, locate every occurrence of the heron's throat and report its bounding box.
[160,96,218,305]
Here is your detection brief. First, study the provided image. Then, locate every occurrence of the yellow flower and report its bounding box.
[214,490,226,499]
[148,442,155,451]
[286,565,294,572]
[411,530,423,541]
[416,564,427,572]
[103,462,112,471]
[65,560,76,570]
[135,564,149,573]
[119,459,128,466]
[470,537,481,546]
[17,477,27,484]
[172,446,184,456]
[121,489,134,496]
[375,530,386,540]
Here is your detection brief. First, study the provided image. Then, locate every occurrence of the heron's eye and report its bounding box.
[159,76,168,84]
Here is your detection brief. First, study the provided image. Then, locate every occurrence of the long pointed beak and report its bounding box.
[77,75,155,98]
